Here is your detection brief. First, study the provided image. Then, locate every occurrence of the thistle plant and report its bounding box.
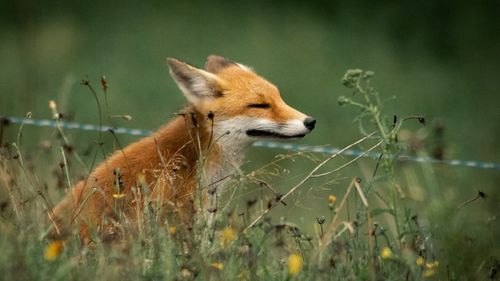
[338,69,425,174]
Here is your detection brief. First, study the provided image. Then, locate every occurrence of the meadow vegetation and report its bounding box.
[1,2,499,280]
[0,69,497,280]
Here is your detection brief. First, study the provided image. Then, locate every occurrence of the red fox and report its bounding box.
[51,55,315,242]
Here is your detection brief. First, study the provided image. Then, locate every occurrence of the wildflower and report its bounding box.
[380,247,393,259]
[288,253,303,276]
[44,240,64,261]
[112,193,126,199]
[422,260,439,277]
[211,262,224,270]
[426,260,440,269]
[416,256,425,266]
[220,227,237,248]
[423,268,436,277]
[328,195,337,209]
[168,226,177,235]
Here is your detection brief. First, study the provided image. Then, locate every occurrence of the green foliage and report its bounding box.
[0,2,498,279]
[338,69,425,174]
[1,70,498,281]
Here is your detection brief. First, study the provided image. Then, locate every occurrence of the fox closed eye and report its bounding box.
[248,103,271,109]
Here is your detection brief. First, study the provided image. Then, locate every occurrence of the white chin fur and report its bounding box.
[205,117,308,196]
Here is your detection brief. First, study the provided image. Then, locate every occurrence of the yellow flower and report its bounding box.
[288,253,303,276]
[423,268,435,277]
[44,240,64,261]
[426,260,439,269]
[211,262,224,270]
[416,256,425,266]
[328,195,337,204]
[422,260,439,277]
[168,226,177,235]
[380,247,393,259]
[220,227,237,248]
[112,193,126,199]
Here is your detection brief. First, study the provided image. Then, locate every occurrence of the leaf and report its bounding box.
[370,208,396,217]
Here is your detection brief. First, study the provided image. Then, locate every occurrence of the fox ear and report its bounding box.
[205,55,252,73]
[205,55,237,73]
[167,58,223,105]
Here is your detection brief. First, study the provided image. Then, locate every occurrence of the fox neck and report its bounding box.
[177,107,251,192]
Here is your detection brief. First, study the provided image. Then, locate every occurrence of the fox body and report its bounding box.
[51,55,315,242]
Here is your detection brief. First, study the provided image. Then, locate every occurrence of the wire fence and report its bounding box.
[2,116,499,170]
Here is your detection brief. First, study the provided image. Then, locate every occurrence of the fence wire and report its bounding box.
[2,116,499,170]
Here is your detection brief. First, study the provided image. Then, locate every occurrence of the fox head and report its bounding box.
[166,55,315,147]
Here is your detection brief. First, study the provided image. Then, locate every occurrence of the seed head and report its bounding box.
[341,69,363,88]
[316,216,326,225]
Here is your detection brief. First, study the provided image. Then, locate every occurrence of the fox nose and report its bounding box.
[303,117,316,131]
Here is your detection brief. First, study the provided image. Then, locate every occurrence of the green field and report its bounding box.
[1,1,499,280]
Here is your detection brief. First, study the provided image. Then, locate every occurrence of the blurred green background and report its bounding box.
[1,0,499,214]
[1,1,499,276]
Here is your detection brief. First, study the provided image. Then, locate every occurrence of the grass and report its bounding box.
[0,69,498,281]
